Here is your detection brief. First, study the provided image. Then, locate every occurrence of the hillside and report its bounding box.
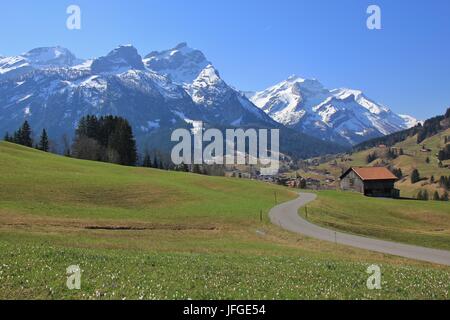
[0,142,449,299]
[300,109,450,199]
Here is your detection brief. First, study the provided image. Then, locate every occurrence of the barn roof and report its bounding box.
[340,167,398,181]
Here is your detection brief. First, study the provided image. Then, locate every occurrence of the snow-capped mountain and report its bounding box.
[144,43,274,127]
[250,76,418,145]
[143,42,210,85]
[0,44,344,158]
[91,45,145,74]
[0,46,82,80]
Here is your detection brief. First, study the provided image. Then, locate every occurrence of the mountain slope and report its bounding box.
[250,76,418,146]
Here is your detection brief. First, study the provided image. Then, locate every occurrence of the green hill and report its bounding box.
[0,142,449,299]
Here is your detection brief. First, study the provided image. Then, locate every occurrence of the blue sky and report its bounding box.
[1,0,449,120]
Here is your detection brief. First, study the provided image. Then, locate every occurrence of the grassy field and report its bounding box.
[1,142,449,299]
[303,190,450,250]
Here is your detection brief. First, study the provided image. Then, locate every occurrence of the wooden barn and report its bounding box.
[340,167,399,198]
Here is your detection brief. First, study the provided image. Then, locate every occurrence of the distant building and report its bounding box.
[340,167,399,198]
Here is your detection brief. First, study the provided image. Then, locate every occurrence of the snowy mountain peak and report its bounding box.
[174,42,189,50]
[91,45,145,74]
[144,43,210,84]
[331,88,390,115]
[22,46,78,68]
[0,46,81,80]
[194,65,222,86]
[251,75,417,145]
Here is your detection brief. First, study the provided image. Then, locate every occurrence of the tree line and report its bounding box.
[4,121,49,152]
[3,117,225,177]
[354,107,450,151]
[72,115,137,166]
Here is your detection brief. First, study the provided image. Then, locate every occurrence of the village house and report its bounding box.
[340,167,399,198]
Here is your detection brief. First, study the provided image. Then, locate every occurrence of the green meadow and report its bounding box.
[303,190,450,250]
[0,142,449,299]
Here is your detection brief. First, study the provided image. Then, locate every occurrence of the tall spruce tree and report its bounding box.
[39,129,49,152]
[4,132,11,142]
[411,169,421,184]
[12,121,33,147]
[143,152,152,168]
[433,191,441,201]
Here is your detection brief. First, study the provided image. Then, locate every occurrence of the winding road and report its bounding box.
[269,192,450,266]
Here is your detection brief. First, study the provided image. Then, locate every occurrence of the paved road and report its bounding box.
[269,192,450,266]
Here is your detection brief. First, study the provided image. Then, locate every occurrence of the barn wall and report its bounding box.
[363,180,396,197]
[340,171,364,193]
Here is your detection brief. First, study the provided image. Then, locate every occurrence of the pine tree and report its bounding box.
[143,152,152,168]
[366,152,377,163]
[4,132,11,142]
[193,164,201,174]
[19,121,33,147]
[433,191,440,201]
[445,107,450,119]
[410,169,421,184]
[417,189,429,201]
[392,167,403,179]
[38,129,49,152]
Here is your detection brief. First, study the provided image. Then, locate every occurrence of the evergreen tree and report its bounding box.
[433,191,440,201]
[72,115,137,166]
[4,132,11,142]
[392,167,403,179]
[410,169,421,184]
[38,129,49,152]
[445,107,450,119]
[193,164,201,174]
[416,189,429,201]
[12,121,33,147]
[366,152,377,163]
[21,121,33,147]
[143,152,152,168]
